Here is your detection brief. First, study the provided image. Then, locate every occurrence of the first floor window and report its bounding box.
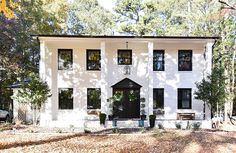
[87,49,101,70]
[59,88,73,109]
[178,88,192,109]
[118,49,132,65]
[87,88,101,109]
[153,50,165,71]
[153,88,164,109]
[58,49,73,70]
[178,50,192,71]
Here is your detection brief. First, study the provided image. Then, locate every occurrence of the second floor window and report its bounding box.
[87,49,101,70]
[178,50,192,71]
[153,50,165,71]
[58,49,73,70]
[118,49,132,65]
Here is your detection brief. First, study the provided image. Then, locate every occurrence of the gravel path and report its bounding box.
[0,129,236,153]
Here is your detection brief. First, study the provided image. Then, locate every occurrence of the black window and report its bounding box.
[87,88,101,109]
[58,49,73,70]
[118,50,132,65]
[87,49,101,70]
[178,50,192,71]
[178,88,192,109]
[59,88,73,109]
[153,88,164,109]
[153,50,165,71]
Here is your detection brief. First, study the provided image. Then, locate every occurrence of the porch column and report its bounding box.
[39,40,53,126]
[100,41,109,115]
[148,41,154,116]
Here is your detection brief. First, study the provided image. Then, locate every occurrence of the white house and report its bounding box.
[29,35,218,128]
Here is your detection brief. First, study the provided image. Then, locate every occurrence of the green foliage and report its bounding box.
[149,114,156,120]
[67,0,114,35]
[175,122,181,129]
[194,67,227,115]
[99,113,106,125]
[11,72,51,109]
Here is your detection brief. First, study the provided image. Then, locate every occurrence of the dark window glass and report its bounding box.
[87,50,101,70]
[153,88,164,109]
[178,88,192,109]
[118,50,132,65]
[59,88,73,109]
[178,50,192,71]
[153,50,165,71]
[58,49,73,70]
[87,88,101,109]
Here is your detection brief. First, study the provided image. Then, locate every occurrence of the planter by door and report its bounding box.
[149,115,156,128]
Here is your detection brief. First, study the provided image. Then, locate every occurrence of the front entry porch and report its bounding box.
[111,78,142,119]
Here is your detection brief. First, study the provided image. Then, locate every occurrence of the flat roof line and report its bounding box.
[32,34,220,40]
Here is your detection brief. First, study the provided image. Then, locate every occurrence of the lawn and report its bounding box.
[0,128,235,153]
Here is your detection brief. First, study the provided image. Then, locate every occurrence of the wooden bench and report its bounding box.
[177,113,195,120]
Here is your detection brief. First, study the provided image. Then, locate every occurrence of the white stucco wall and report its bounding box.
[38,37,214,127]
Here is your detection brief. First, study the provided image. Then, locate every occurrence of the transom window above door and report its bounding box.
[87,49,101,70]
[118,49,132,65]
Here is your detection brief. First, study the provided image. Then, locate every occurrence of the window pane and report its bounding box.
[178,89,191,109]
[118,50,132,65]
[178,50,192,71]
[59,88,73,109]
[87,50,101,70]
[58,49,73,70]
[153,50,164,71]
[153,88,164,109]
[87,88,101,109]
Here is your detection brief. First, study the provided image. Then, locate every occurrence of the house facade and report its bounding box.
[34,35,217,128]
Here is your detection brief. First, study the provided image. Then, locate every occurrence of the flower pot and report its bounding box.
[138,120,144,127]
[112,119,117,127]
[149,115,156,128]
[99,113,106,125]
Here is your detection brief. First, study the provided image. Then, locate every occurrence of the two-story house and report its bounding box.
[29,35,217,128]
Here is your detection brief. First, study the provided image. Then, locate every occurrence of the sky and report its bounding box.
[97,0,116,11]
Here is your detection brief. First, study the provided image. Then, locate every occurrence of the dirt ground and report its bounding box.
[0,128,235,153]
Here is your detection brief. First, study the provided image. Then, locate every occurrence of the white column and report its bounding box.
[39,40,53,126]
[100,41,109,115]
[148,41,154,116]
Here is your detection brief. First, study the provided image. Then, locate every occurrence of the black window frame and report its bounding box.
[153,88,164,109]
[178,50,192,71]
[58,88,73,110]
[87,88,101,110]
[86,49,101,71]
[117,49,132,65]
[153,50,165,71]
[58,49,73,70]
[178,88,192,109]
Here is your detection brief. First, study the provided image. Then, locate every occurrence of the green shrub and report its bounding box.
[158,123,164,129]
[192,122,201,130]
[149,115,156,120]
[175,122,181,129]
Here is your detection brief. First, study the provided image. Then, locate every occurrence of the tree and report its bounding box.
[194,67,227,118]
[0,0,16,19]
[67,0,114,35]
[11,72,51,125]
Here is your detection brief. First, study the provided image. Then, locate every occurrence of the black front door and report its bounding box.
[113,88,140,119]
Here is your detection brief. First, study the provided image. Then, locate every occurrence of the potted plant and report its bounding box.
[99,113,106,125]
[140,98,146,120]
[149,114,156,128]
